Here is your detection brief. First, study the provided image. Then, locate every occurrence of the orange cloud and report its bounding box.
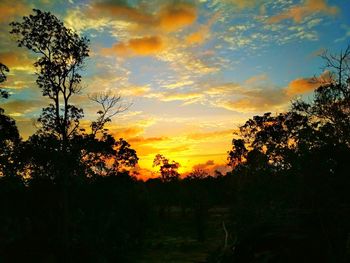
[109,126,144,139]
[158,3,196,32]
[284,71,331,96]
[285,77,319,96]
[128,136,169,145]
[186,13,218,45]
[102,36,164,57]
[90,1,196,32]
[0,51,34,71]
[268,0,339,24]
[0,1,30,23]
[89,1,152,25]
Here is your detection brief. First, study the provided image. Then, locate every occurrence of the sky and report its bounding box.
[0,0,349,178]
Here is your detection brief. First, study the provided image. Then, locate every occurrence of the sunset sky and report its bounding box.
[0,0,349,177]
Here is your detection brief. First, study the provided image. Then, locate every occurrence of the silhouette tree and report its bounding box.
[10,9,89,144]
[10,10,89,260]
[223,46,350,263]
[292,45,350,147]
[0,63,10,99]
[228,139,247,169]
[89,92,130,136]
[186,169,210,180]
[153,154,180,182]
[0,63,20,177]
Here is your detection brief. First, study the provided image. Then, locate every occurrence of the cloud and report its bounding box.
[102,36,164,57]
[89,1,196,32]
[2,99,44,117]
[0,0,30,23]
[186,129,234,141]
[109,126,144,139]
[190,159,230,176]
[335,24,350,43]
[128,136,169,145]
[284,71,331,96]
[0,51,34,72]
[268,0,339,24]
[89,1,153,25]
[64,7,112,33]
[158,3,197,32]
[218,87,288,113]
[285,77,319,96]
[162,79,194,89]
[146,91,203,103]
[186,12,218,45]
[120,85,151,96]
[224,0,263,9]
[206,71,331,113]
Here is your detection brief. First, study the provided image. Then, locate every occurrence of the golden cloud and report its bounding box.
[162,80,194,89]
[146,91,203,103]
[186,129,234,141]
[220,93,287,113]
[0,51,34,72]
[102,36,164,57]
[12,117,36,139]
[2,99,44,117]
[268,0,339,24]
[128,136,169,145]
[120,85,151,96]
[210,72,331,113]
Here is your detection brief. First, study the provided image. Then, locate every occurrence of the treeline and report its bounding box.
[1,9,350,262]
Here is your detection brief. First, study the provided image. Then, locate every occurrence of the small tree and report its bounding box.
[153,154,180,182]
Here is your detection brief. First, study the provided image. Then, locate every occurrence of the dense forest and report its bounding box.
[1,9,350,263]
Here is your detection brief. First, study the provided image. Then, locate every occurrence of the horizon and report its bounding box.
[1,0,350,178]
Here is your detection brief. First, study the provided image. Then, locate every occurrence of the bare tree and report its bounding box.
[320,45,350,96]
[89,92,131,136]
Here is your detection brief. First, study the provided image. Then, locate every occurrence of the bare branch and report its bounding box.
[89,91,131,135]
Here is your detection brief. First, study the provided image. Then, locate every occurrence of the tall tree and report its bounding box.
[10,9,89,145]
[10,10,90,260]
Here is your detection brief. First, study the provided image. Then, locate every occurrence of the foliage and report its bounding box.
[153,154,180,182]
[10,9,89,141]
[0,63,9,99]
[223,45,350,262]
[0,63,20,177]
